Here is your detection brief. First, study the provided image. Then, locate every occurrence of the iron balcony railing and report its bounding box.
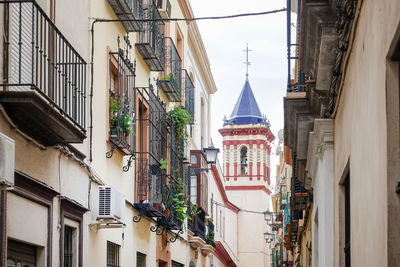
[187,203,195,232]
[1,0,86,130]
[108,49,136,155]
[135,156,167,208]
[206,221,215,246]
[183,69,194,123]
[107,0,143,32]
[187,206,206,240]
[135,0,165,71]
[159,37,182,102]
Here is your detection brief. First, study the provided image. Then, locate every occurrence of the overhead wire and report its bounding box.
[91,8,287,23]
[212,200,266,214]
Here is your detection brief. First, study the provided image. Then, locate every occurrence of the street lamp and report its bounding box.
[190,146,220,175]
[263,210,273,222]
[264,231,274,243]
[203,146,220,164]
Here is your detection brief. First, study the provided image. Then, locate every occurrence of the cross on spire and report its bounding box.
[243,43,252,81]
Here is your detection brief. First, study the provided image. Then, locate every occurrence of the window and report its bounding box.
[200,172,208,210]
[201,98,205,148]
[219,210,222,236]
[7,239,36,267]
[240,146,248,174]
[137,252,146,267]
[108,49,136,155]
[64,226,75,267]
[107,242,120,267]
[190,175,197,204]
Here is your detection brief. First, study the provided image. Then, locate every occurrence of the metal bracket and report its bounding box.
[106,143,115,158]
[190,168,210,176]
[133,209,144,223]
[150,224,165,235]
[123,155,135,172]
[169,229,184,243]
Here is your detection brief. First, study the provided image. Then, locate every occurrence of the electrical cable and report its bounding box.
[212,199,266,214]
[91,8,287,23]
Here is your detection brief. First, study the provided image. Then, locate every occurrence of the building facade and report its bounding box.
[0,0,242,266]
[280,0,400,267]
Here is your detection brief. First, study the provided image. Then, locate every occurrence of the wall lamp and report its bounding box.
[263,210,274,222]
[264,231,275,243]
[190,146,220,175]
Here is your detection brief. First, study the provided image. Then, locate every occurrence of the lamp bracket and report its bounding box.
[190,168,210,175]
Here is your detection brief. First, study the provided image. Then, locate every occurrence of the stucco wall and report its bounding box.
[333,1,400,266]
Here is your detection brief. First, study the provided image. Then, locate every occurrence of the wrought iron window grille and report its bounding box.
[132,83,186,242]
[107,0,143,32]
[135,0,165,71]
[183,69,194,124]
[107,36,137,170]
[158,37,182,102]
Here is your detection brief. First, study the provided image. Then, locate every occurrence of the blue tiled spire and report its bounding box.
[225,80,269,126]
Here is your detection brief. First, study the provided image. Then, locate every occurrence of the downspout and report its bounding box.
[89,19,98,162]
[286,0,291,92]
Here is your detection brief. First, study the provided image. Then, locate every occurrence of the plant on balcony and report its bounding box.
[165,177,191,226]
[160,73,175,82]
[110,99,135,136]
[159,158,168,170]
[207,230,216,248]
[205,216,213,225]
[166,106,192,156]
[189,202,201,217]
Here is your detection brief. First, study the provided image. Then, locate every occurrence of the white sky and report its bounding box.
[190,0,287,186]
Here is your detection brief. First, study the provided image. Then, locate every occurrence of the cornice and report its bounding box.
[188,20,217,95]
[305,119,334,188]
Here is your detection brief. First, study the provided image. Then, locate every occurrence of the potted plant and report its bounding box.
[110,99,135,137]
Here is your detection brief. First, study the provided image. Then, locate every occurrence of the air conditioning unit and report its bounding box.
[97,186,125,223]
[156,0,171,19]
[0,133,15,189]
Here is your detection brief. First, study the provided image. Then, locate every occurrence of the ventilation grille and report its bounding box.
[99,186,112,216]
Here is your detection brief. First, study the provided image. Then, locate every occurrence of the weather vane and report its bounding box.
[243,43,252,81]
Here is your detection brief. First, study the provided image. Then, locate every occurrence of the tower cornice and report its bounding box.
[219,127,275,142]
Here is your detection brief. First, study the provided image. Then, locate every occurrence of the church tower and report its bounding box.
[219,45,274,266]
[219,81,274,188]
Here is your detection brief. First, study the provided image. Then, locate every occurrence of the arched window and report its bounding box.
[240,146,248,174]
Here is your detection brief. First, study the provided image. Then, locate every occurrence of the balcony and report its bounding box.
[183,70,194,123]
[291,176,308,211]
[206,221,216,247]
[108,50,135,155]
[159,38,182,102]
[0,1,86,145]
[107,0,143,32]
[135,0,165,71]
[134,85,168,218]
